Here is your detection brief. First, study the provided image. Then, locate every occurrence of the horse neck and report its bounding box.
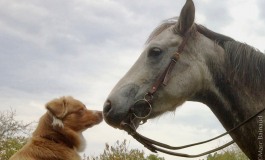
[192,41,265,159]
[206,41,265,122]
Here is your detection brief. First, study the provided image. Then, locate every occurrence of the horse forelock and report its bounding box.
[146,17,198,44]
[145,17,178,44]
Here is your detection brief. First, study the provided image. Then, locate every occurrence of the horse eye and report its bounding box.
[148,47,162,57]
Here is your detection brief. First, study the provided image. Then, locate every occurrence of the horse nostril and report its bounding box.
[103,100,112,115]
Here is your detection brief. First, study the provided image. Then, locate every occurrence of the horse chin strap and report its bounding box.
[123,30,265,157]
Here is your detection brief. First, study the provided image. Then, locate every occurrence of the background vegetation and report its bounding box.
[0,109,31,160]
[83,140,165,160]
[0,109,249,160]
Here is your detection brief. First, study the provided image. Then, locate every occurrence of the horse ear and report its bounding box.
[175,0,195,35]
[46,97,68,119]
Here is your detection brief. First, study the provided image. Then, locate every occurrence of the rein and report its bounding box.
[121,30,265,157]
[121,106,265,158]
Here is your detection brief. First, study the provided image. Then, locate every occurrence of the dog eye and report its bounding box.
[78,108,85,115]
[148,47,162,57]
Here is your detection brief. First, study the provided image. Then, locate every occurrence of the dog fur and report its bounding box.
[10,96,103,160]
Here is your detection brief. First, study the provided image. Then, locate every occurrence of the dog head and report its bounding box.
[45,96,103,132]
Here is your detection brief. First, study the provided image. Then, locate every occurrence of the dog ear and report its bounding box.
[46,97,68,119]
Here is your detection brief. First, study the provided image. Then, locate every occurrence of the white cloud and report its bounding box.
[0,0,263,160]
[221,1,265,51]
[196,0,233,30]
[257,0,265,22]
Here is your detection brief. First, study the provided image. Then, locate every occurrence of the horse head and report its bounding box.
[103,0,218,129]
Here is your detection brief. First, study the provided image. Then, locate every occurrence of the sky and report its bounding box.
[0,0,265,159]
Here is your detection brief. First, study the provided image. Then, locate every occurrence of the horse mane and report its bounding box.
[223,41,265,89]
[195,24,234,47]
[196,25,265,90]
[147,17,265,90]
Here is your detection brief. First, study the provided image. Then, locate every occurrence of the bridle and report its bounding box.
[129,30,190,124]
[120,30,265,158]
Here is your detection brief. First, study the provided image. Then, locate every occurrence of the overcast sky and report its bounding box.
[1,0,265,160]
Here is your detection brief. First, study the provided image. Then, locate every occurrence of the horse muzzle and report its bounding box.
[103,94,152,130]
[103,100,125,129]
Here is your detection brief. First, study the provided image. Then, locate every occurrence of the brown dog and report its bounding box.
[10,96,103,160]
